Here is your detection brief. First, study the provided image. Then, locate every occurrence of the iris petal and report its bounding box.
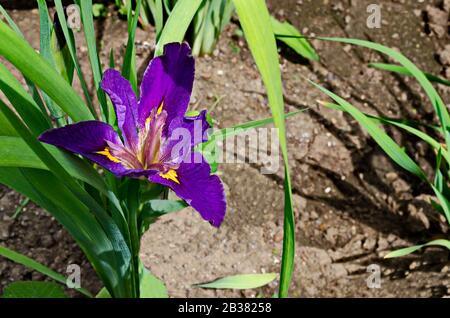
[40,43,226,227]
[138,43,194,131]
[39,121,132,176]
[101,69,139,151]
[149,152,226,227]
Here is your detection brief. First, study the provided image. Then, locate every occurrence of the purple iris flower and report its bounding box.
[39,43,226,227]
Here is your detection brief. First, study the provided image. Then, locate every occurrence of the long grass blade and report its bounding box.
[310,80,450,224]
[148,0,164,40]
[369,63,450,86]
[0,98,131,297]
[54,0,95,116]
[0,20,93,122]
[271,16,318,61]
[0,136,107,193]
[317,37,450,150]
[122,0,141,93]
[194,273,277,289]
[37,0,65,126]
[322,101,450,165]
[0,4,22,35]
[0,63,50,135]
[384,239,450,258]
[0,245,92,297]
[75,0,110,121]
[0,4,50,117]
[232,0,295,298]
[155,0,204,56]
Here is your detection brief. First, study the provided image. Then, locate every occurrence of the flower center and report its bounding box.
[138,106,167,169]
[97,104,178,173]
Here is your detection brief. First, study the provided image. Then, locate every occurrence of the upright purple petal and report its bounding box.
[166,110,210,146]
[138,43,194,130]
[158,110,210,166]
[149,152,226,227]
[39,121,130,176]
[101,69,139,151]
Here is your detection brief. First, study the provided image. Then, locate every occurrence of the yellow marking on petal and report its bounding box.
[96,147,121,163]
[157,102,164,115]
[145,116,152,126]
[159,169,180,184]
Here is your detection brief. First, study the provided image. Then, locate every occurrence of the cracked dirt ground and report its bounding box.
[1,0,450,297]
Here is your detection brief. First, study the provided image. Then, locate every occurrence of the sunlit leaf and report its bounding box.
[2,281,66,298]
[155,0,203,56]
[271,16,318,61]
[0,245,92,297]
[384,239,450,258]
[233,0,295,298]
[194,273,277,289]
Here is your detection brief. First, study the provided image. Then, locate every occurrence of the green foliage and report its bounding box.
[139,263,168,298]
[369,63,450,87]
[54,0,95,115]
[155,0,203,56]
[141,0,317,58]
[2,281,67,298]
[0,245,92,297]
[232,0,295,298]
[75,0,111,121]
[122,0,141,93]
[93,3,107,18]
[0,20,92,122]
[190,0,234,56]
[141,0,233,55]
[311,37,450,259]
[384,239,450,258]
[271,16,318,61]
[194,273,277,289]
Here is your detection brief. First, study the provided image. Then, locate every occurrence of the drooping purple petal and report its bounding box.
[38,120,130,176]
[138,43,194,130]
[101,69,139,151]
[39,120,120,154]
[149,152,226,227]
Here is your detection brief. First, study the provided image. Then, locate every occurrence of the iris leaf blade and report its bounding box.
[155,0,204,56]
[271,16,318,61]
[76,0,110,121]
[0,20,93,122]
[232,0,295,298]
[0,63,51,135]
[0,245,92,297]
[37,0,65,126]
[122,0,141,93]
[2,281,67,298]
[311,81,450,224]
[317,37,450,149]
[384,239,450,258]
[0,98,131,297]
[194,273,277,289]
[369,63,450,87]
[0,136,107,193]
[54,0,95,115]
